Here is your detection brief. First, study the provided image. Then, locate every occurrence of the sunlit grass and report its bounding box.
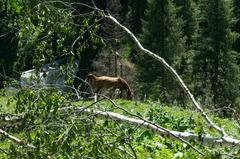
[1,93,240,148]
[2,92,240,138]
[73,98,240,139]
[0,95,15,114]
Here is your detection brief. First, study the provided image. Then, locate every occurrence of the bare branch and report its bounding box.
[103,14,240,145]
[60,106,240,148]
[0,147,8,155]
[98,95,204,155]
[0,128,36,149]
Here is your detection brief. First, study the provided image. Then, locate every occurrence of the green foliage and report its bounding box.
[0,0,22,87]
[0,0,103,89]
[136,0,186,102]
[233,0,240,62]
[127,0,147,35]
[2,90,136,158]
[1,92,240,158]
[14,1,102,71]
[173,0,197,47]
[192,0,240,113]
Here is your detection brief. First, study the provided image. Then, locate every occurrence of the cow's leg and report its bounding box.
[94,87,102,101]
[94,93,97,102]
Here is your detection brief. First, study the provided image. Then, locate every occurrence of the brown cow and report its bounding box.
[85,74,133,100]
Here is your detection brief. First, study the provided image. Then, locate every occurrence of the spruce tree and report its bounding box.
[137,0,185,102]
[233,0,240,64]
[127,0,147,35]
[126,0,147,64]
[173,0,197,47]
[193,0,240,113]
[173,0,197,98]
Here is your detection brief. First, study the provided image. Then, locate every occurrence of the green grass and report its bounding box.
[0,142,9,159]
[2,94,240,140]
[0,96,15,114]
[73,98,240,139]
[1,93,240,158]
[0,93,15,158]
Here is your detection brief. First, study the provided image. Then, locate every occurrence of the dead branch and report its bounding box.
[60,106,239,147]
[103,14,240,145]
[0,128,36,149]
[96,95,204,156]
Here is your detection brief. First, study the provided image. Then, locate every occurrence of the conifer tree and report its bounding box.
[126,0,147,64]
[137,0,185,102]
[193,0,240,113]
[127,0,147,35]
[173,0,197,47]
[233,0,240,64]
[173,0,197,97]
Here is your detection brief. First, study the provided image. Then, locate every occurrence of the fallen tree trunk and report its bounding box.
[103,14,240,145]
[60,106,240,146]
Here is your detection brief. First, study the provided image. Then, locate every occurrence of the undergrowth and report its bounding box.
[0,90,239,158]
